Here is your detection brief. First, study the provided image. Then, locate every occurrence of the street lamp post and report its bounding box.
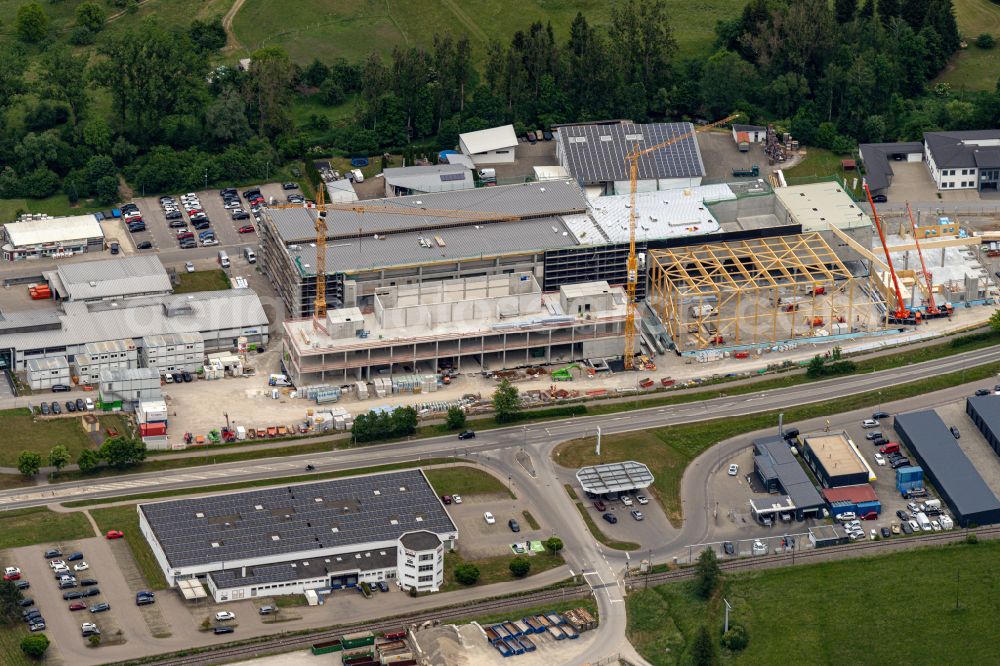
[204,169,208,189]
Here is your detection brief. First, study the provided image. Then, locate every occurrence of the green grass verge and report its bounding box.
[466,596,598,628]
[629,538,1000,665]
[564,483,578,500]
[272,594,309,608]
[782,147,862,197]
[0,623,35,666]
[441,550,564,593]
[90,505,168,590]
[573,502,640,552]
[522,511,540,530]
[174,269,231,294]
[0,193,105,224]
[61,458,460,507]
[0,408,96,468]
[423,466,513,499]
[0,507,93,550]
[557,360,1000,526]
[0,474,40,490]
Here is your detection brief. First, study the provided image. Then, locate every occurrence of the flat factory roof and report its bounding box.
[894,410,1000,522]
[821,484,878,504]
[562,184,733,244]
[575,461,654,495]
[804,433,868,477]
[0,290,267,352]
[968,395,1000,442]
[4,215,104,247]
[287,216,578,276]
[460,124,518,154]
[139,469,457,569]
[208,544,399,589]
[268,179,588,244]
[754,436,826,509]
[774,183,872,231]
[45,255,171,301]
[557,122,705,183]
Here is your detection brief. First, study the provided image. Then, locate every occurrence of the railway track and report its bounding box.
[119,526,1000,666]
[114,586,591,666]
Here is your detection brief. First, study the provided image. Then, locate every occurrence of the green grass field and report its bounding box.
[0,408,95,468]
[441,550,563,592]
[90,504,168,590]
[629,539,1000,665]
[0,624,35,666]
[0,194,105,225]
[782,147,863,198]
[174,269,231,294]
[0,506,93,549]
[424,465,513,498]
[231,0,741,64]
[935,0,1000,91]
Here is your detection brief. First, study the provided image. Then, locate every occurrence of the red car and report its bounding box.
[593,500,607,512]
[2,572,20,581]
[237,225,255,234]
[106,530,124,539]
[68,602,87,611]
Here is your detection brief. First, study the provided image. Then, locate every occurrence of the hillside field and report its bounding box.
[935,0,1000,91]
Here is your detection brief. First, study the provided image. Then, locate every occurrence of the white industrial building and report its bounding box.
[137,469,457,602]
[283,273,627,385]
[2,214,105,261]
[458,125,518,165]
[72,339,139,385]
[43,255,172,302]
[26,356,70,391]
[0,290,268,372]
[141,332,205,376]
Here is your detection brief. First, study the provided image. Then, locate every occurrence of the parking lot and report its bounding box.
[444,491,551,559]
[570,487,674,550]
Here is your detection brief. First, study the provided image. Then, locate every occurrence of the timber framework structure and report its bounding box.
[648,232,887,352]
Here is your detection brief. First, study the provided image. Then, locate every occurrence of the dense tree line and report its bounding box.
[0,0,994,204]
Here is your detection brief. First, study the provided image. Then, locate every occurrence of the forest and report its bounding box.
[0,0,997,202]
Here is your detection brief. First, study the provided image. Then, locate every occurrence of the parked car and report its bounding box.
[508,519,520,533]
[636,495,649,505]
[901,521,914,534]
[727,464,739,476]
[80,578,98,587]
[282,182,299,190]
[452,495,462,504]
[881,527,891,538]
[483,512,496,525]
[81,622,100,637]
[723,541,735,555]
[457,430,476,440]
[15,580,30,590]
[872,411,890,419]
[602,512,618,524]
[950,426,960,439]
[862,419,879,428]
[137,241,153,250]
[376,581,389,593]
[51,401,60,414]
[751,540,768,555]
[185,261,195,273]
[48,559,66,569]
[620,495,634,506]
[39,402,49,415]
[896,509,909,521]
[89,602,110,613]
[51,384,71,392]
[17,598,33,608]
[214,626,234,634]
[258,605,275,615]
[631,510,644,521]
[593,500,607,512]
[237,225,256,234]
[44,549,62,559]
[63,591,84,600]
[68,602,87,611]
[214,611,235,621]
[865,431,883,441]
[441,495,452,505]
[73,562,89,572]
[105,530,124,539]
[67,552,83,562]
[873,452,885,466]
[976,388,991,396]
[28,622,46,632]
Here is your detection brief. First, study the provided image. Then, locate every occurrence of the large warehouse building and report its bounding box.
[801,432,874,488]
[283,273,626,385]
[894,410,1000,526]
[967,395,1000,455]
[138,469,458,602]
[42,255,172,302]
[2,214,105,261]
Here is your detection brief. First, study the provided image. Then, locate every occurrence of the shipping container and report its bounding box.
[341,631,375,649]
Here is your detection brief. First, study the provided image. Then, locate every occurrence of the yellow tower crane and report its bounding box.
[623,114,739,368]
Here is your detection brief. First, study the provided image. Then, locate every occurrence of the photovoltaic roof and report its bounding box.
[140,469,456,568]
[557,122,706,183]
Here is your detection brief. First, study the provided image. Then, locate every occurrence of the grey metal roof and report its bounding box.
[858,142,925,192]
[268,179,588,244]
[753,436,826,509]
[893,410,1000,523]
[208,546,399,589]
[924,131,1000,169]
[968,395,1000,444]
[575,461,654,494]
[732,124,765,133]
[557,122,705,183]
[0,290,267,353]
[47,255,171,301]
[383,165,473,193]
[26,356,68,372]
[139,469,457,568]
[287,216,579,276]
[399,530,443,551]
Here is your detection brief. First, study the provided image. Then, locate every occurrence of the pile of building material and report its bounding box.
[393,374,439,394]
[355,381,369,399]
[373,377,391,398]
[307,408,352,432]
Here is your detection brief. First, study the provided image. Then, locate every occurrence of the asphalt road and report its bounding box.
[3,345,998,666]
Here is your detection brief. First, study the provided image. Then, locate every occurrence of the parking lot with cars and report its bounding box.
[579,488,673,548]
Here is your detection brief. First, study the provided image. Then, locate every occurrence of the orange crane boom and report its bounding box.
[904,203,952,318]
[623,114,740,368]
[864,184,917,325]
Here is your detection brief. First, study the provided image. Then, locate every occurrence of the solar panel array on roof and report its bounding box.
[439,173,465,182]
[894,410,1000,526]
[576,461,654,494]
[558,122,706,183]
[140,469,456,568]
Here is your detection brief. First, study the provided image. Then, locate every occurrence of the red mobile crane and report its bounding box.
[904,203,952,319]
[864,184,918,325]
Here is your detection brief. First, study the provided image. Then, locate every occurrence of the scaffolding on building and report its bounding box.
[647,233,886,351]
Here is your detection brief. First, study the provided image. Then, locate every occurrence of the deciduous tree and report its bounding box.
[16,3,49,43]
[492,379,521,424]
[16,450,41,477]
[48,445,70,473]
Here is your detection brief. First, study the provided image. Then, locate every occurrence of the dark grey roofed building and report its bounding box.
[857,142,925,194]
[894,410,1000,526]
[967,395,1000,456]
[752,435,826,520]
[924,130,1000,192]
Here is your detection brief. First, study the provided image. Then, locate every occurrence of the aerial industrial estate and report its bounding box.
[1,115,1000,666]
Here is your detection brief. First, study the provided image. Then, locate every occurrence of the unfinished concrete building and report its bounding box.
[282,273,626,385]
[648,233,887,353]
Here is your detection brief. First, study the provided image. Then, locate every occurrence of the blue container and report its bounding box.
[857,500,881,516]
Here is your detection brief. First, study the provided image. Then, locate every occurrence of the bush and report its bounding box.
[509,556,531,577]
[544,536,564,554]
[453,563,480,585]
[976,33,996,49]
[70,25,95,45]
[445,406,466,430]
[20,634,49,659]
[721,623,749,652]
[967,533,979,545]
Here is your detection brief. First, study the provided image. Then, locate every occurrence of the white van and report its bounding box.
[243,247,256,264]
[922,499,942,511]
[916,511,932,531]
[218,250,230,268]
[351,168,365,183]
